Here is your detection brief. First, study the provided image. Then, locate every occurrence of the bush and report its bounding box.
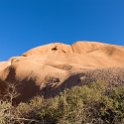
[0,81,124,124]
[97,86,124,124]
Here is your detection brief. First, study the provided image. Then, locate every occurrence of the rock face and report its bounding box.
[0,41,124,102]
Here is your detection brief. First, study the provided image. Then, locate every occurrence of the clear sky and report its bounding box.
[0,0,124,60]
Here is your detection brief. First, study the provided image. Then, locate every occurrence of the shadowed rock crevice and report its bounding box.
[0,80,8,97]
[5,66,16,83]
[51,46,58,51]
[14,78,40,103]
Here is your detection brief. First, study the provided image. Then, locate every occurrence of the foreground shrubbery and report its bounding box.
[0,81,124,124]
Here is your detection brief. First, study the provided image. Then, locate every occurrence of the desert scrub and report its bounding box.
[97,86,124,124]
[0,101,11,124]
[1,80,124,124]
[17,81,106,124]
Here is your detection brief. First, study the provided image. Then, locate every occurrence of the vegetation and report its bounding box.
[0,81,124,124]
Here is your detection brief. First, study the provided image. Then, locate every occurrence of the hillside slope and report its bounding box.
[0,41,124,102]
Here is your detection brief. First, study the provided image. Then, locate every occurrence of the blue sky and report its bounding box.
[0,0,124,60]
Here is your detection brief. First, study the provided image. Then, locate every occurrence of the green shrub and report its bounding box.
[17,81,106,124]
[97,86,124,124]
[1,80,124,124]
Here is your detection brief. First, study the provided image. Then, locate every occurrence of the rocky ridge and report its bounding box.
[0,41,124,102]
